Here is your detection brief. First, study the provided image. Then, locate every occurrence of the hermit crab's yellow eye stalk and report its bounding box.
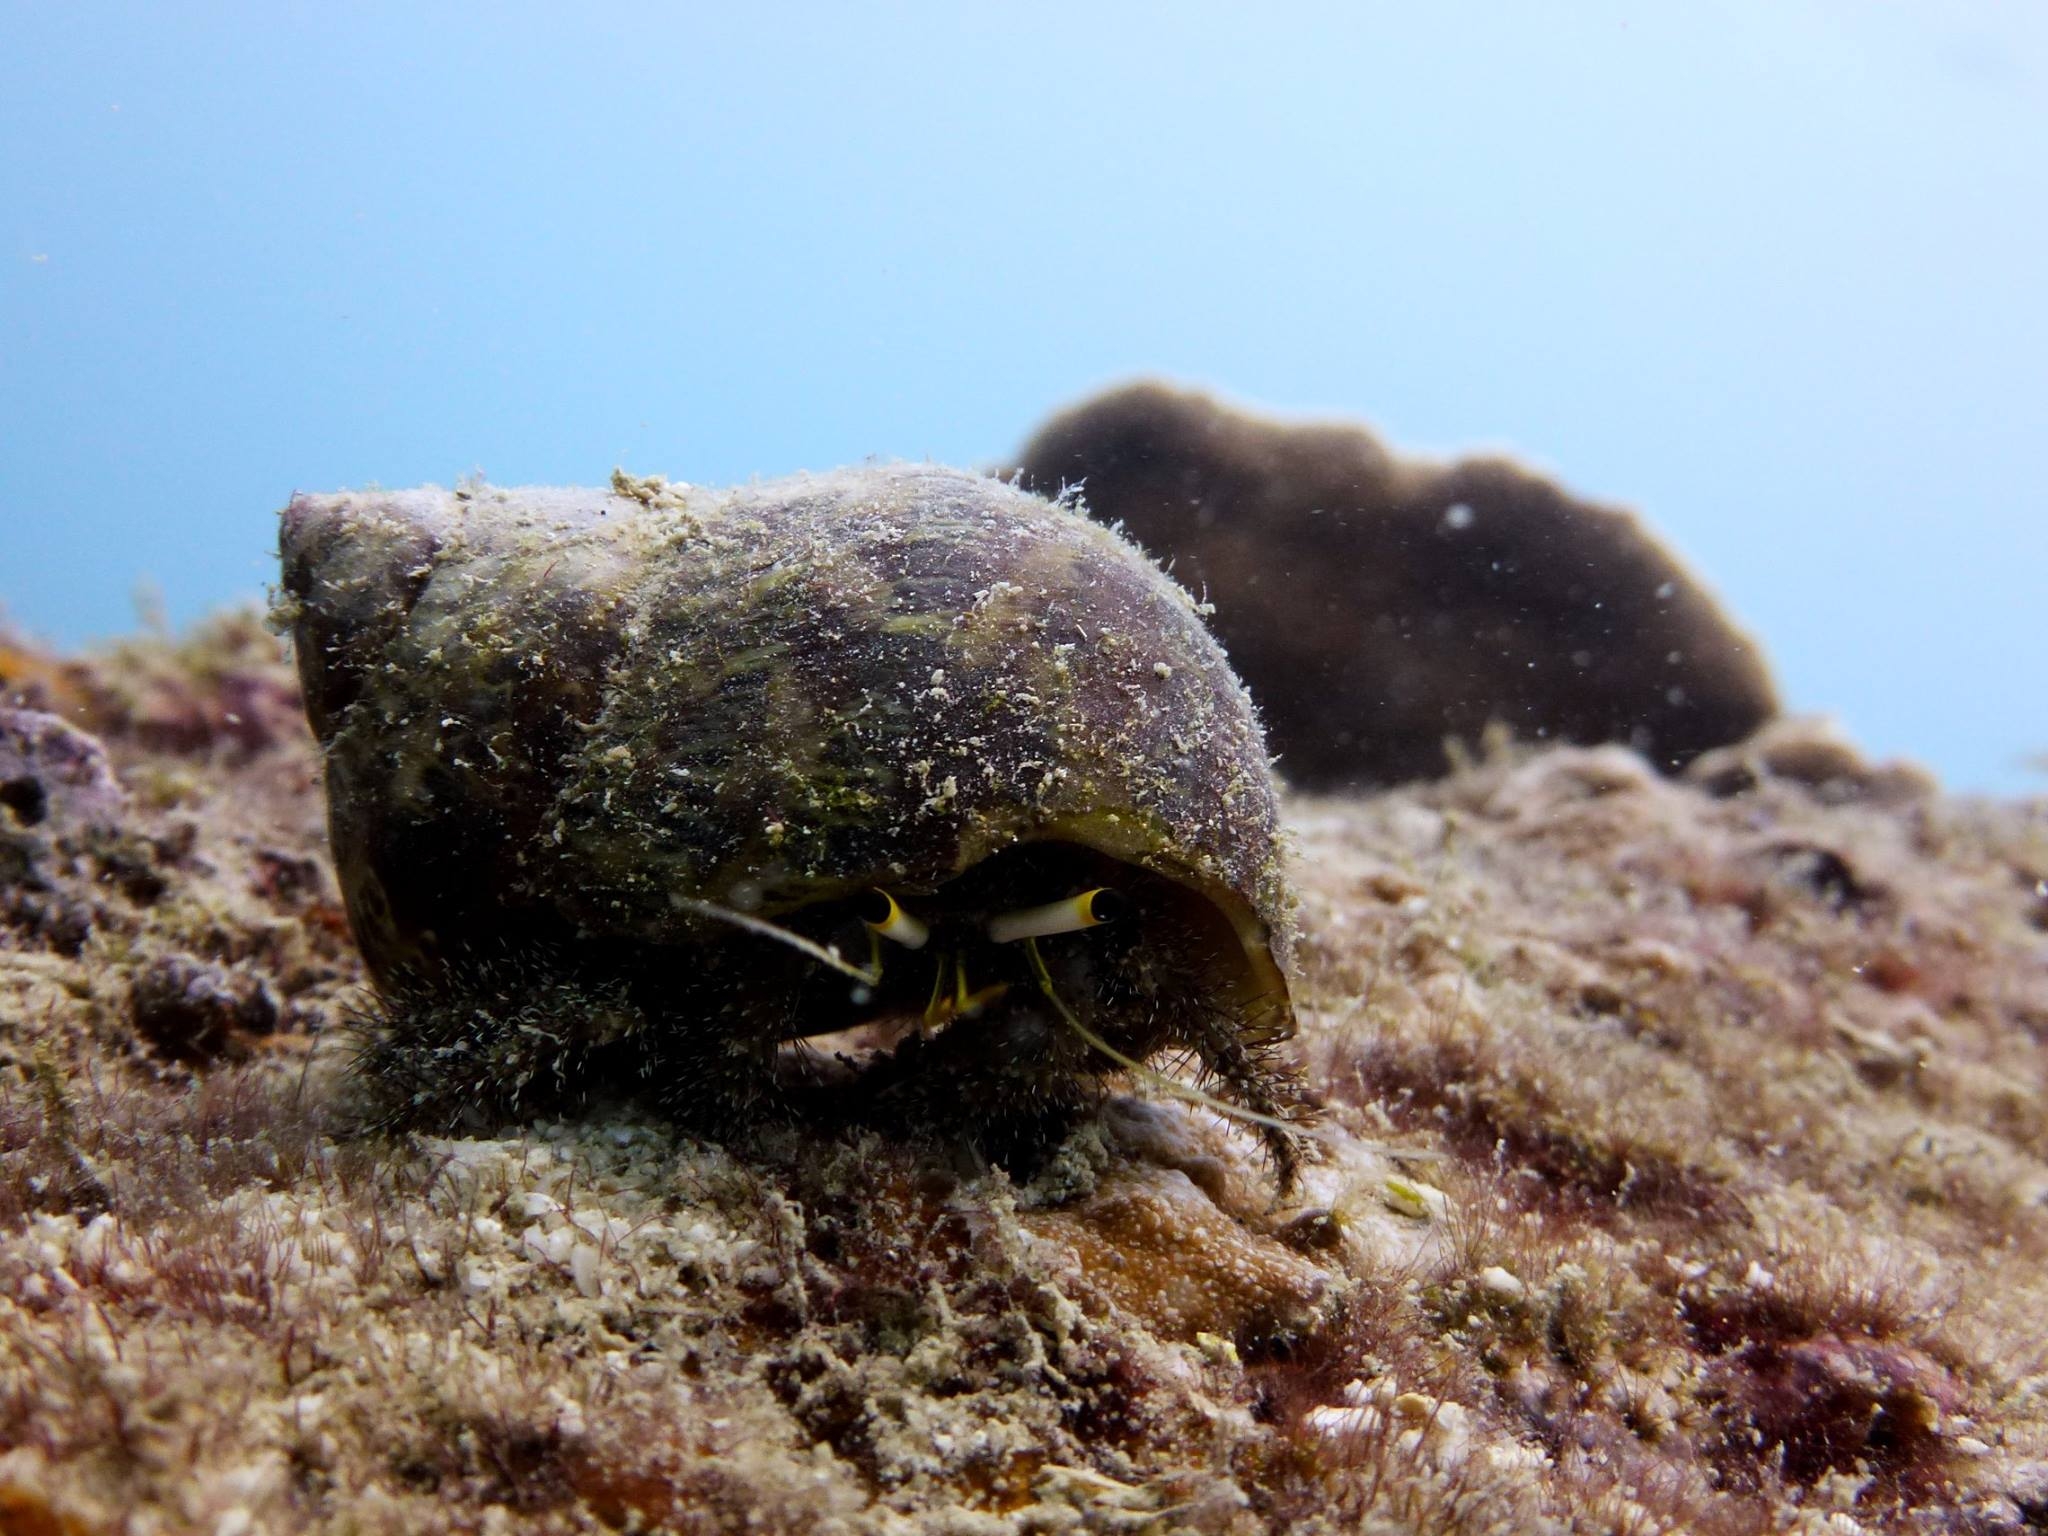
[987,888,1128,945]
[858,888,929,950]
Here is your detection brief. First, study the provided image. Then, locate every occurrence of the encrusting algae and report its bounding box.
[0,400,2044,1533]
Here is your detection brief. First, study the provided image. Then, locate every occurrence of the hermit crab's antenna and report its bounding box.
[1021,936,1298,1137]
[670,895,881,986]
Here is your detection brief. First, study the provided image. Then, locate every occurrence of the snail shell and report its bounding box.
[280,465,1304,1175]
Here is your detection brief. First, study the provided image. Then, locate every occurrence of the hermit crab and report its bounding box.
[279,466,1307,1178]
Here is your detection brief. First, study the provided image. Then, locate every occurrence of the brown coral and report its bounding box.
[1013,381,1780,788]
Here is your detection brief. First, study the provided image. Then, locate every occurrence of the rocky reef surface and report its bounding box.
[2,618,2045,1534]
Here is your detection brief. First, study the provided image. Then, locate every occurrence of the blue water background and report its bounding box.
[3,3,2043,791]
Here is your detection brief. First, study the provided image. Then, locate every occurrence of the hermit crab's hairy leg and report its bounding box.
[1021,937,1305,1188]
[345,953,650,1134]
[643,940,814,1134]
[1180,995,1312,1192]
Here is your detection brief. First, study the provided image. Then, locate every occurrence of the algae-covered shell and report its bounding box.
[281,466,1302,1166]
